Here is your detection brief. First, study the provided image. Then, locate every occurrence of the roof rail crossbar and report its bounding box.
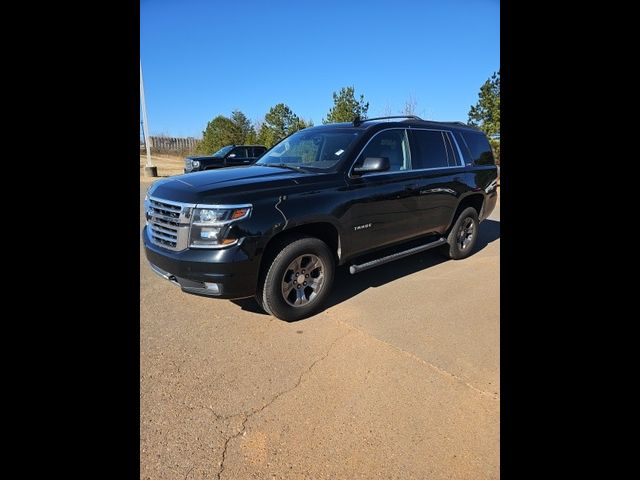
[353,115,422,126]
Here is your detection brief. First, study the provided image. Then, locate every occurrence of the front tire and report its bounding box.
[441,207,480,260]
[256,236,335,321]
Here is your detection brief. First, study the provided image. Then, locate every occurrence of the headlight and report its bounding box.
[189,205,251,248]
[192,160,200,168]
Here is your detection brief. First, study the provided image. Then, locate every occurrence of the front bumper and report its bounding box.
[143,226,260,299]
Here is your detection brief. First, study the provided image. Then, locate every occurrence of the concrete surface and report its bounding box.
[140,180,500,479]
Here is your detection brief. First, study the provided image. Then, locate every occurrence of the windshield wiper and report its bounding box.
[259,163,309,173]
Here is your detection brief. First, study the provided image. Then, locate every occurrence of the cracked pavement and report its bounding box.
[140,181,500,479]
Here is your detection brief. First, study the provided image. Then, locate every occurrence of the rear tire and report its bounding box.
[256,236,335,321]
[441,207,479,260]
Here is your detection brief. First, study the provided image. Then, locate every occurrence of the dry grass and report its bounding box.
[140,154,185,178]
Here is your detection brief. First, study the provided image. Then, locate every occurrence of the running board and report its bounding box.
[349,237,447,274]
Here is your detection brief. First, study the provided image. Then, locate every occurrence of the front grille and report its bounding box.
[147,198,189,251]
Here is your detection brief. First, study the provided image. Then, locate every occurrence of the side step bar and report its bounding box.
[349,237,447,274]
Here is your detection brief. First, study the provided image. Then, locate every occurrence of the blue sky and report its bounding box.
[140,0,499,138]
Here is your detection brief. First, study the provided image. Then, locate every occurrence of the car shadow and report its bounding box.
[231,219,500,319]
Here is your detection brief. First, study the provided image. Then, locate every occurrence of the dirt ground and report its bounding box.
[140,154,186,177]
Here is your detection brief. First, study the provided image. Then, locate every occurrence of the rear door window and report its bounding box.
[453,131,472,165]
[443,132,461,167]
[409,130,450,169]
[230,147,248,158]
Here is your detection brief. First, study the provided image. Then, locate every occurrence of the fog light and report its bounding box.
[204,282,220,293]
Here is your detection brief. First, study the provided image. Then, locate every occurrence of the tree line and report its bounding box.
[197,86,368,154]
[468,70,500,164]
[197,76,500,165]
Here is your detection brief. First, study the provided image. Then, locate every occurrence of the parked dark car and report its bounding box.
[144,116,498,321]
[184,145,267,173]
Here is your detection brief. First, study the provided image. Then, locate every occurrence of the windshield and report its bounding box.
[256,130,361,170]
[212,145,233,157]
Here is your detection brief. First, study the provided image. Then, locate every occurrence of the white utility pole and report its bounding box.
[140,61,155,171]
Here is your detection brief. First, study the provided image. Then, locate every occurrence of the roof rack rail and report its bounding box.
[353,115,422,126]
[440,121,468,126]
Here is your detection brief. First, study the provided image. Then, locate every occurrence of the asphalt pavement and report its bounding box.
[140,180,500,479]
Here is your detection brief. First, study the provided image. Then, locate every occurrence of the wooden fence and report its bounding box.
[143,136,200,153]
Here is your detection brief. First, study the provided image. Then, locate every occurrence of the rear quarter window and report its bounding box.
[460,131,495,165]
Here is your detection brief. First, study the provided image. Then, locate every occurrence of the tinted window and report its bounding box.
[257,130,361,170]
[444,132,461,167]
[230,147,248,157]
[354,129,411,172]
[461,131,494,165]
[212,145,233,157]
[252,147,266,158]
[410,130,449,169]
[453,131,472,165]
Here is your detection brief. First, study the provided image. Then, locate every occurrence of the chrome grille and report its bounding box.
[146,197,191,251]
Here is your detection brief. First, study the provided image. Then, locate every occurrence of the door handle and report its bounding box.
[405,184,417,191]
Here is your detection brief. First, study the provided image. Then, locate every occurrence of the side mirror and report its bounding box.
[227,153,236,158]
[353,157,390,174]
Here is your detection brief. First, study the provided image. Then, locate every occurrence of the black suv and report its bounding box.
[184,144,267,173]
[144,116,498,321]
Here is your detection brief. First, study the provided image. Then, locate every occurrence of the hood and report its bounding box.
[149,165,336,204]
